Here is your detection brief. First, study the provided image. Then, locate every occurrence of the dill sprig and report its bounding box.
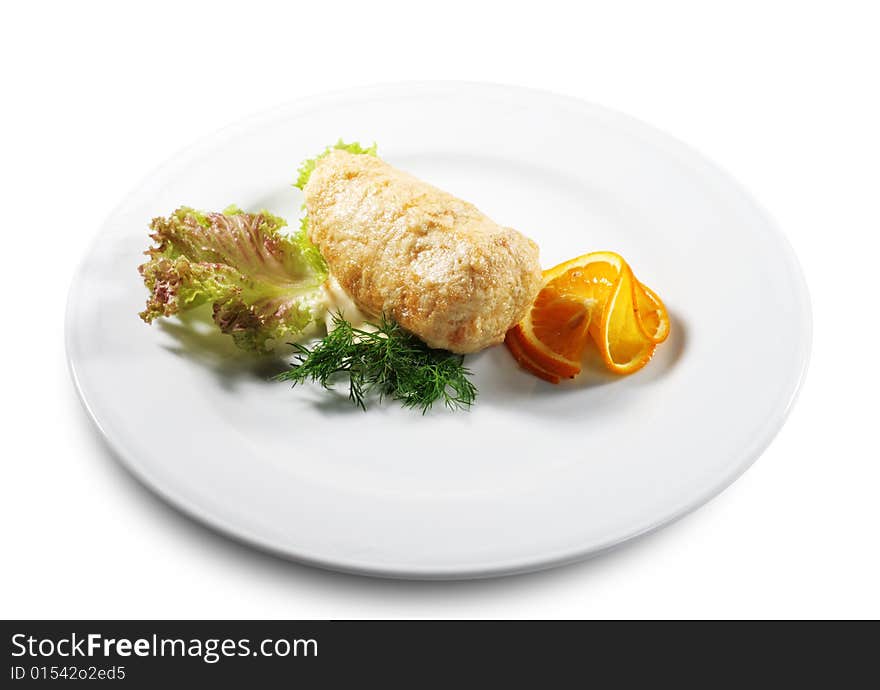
[275,313,477,413]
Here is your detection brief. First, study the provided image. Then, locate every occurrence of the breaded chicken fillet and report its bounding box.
[304,150,542,354]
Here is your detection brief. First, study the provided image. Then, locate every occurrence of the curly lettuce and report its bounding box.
[139,206,328,351]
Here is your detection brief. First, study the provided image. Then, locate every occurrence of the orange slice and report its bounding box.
[513,251,623,379]
[504,328,563,384]
[506,251,669,381]
[595,261,656,374]
[634,280,670,344]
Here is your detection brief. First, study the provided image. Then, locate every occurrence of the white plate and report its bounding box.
[66,82,811,579]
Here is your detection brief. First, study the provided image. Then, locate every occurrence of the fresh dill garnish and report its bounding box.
[274,313,477,413]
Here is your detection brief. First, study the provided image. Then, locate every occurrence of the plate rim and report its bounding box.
[65,81,813,579]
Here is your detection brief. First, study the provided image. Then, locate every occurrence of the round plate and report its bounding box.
[66,82,811,579]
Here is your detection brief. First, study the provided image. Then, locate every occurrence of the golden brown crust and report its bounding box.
[304,150,542,353]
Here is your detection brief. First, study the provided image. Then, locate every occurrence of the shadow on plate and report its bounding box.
[157,306,290,391]
[157,308,384,415]
[155,305,688,411]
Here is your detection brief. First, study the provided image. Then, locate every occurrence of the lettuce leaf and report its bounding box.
[294,140,377,190]
[139,206,328,351]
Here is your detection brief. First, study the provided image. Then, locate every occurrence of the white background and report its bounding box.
[2,1,877,619]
